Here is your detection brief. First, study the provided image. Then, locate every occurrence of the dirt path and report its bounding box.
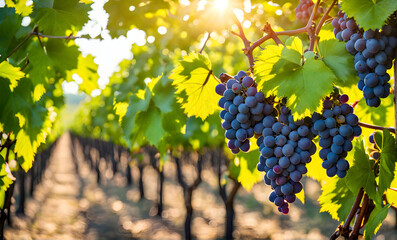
[4,134,133,240]
[4,133,397,239]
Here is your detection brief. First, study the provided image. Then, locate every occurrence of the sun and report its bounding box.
[213,0,229,12]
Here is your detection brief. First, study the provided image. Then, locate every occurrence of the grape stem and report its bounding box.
[261,23,284,46]
[315,0,338,36]
[199,32,212,54]
[4,25,93,61]
[4,26,37,60]
[358,122,396,133]
[231,14,254,71]
[219,73,234,83]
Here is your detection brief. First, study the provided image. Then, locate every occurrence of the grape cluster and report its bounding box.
[313,96,362,178]
[353,25,396,107]
[295,0,323,22]
[256,106,316,214]
[332,10,359,42]
[333,10,397,107]
[369,132,381,160]
[216,71,274,154]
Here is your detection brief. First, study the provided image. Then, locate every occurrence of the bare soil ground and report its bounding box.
[4,133,397,239]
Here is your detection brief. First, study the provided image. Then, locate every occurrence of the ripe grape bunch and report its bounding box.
[295,0,323,22]
[333,10,397,107]
[256,106,316,214]
[313,95,362,178]
[216,71,274,154]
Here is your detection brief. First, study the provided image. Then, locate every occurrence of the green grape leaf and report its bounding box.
[229,149,261,191]
[0,8,22,61]
[364,204,390,240]
[340,0,397,31]
[318,177,355,221]
[46,39,79,77]
[121,90,151,147]
[5,0,33,16]
[133,106,165,147]
[376,130,397,195]
[33,84,46,102]
[255,38,302,91]
[170,53,219,120]
[151,76,180,115]
[27,42,55,85]
[318,39,357,86]
[15,129,35,171]
[256,47,335,119]
[32,0,90,35]
[346,139,380,203]
[0,79,11,117]
[1,78,32,133]
[0,61,24,91]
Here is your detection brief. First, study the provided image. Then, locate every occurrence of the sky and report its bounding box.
[62,0,144,96]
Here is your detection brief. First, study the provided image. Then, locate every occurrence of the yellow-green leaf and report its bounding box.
[170,53,219,120]
[0,61,24,91]
[5,0,33,16]
[14,129,34,171]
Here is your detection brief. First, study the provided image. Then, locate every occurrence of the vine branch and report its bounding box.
[5,26,37,60]
[261,23,284,46]
[342,188,364,233]
[199,32,212,54]
[358,122,396,133]
[315,0,338,36]
[231,14,254,71]
[5,26,92,61]
[231,0,327,69]
[350,194,369,239]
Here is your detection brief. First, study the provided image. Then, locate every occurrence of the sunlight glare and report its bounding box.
[91,89,101,97]
[233,9,244,22]
[214,0,228,11]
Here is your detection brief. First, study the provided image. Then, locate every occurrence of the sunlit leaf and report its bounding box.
[318,39,357,86]
[15,129,34,171]
[256,48,335,119]
[0,61,24,91]
[5,0,33,16]
[229,149,261,191]
[318,177,355,221]
[170,52,219,120]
